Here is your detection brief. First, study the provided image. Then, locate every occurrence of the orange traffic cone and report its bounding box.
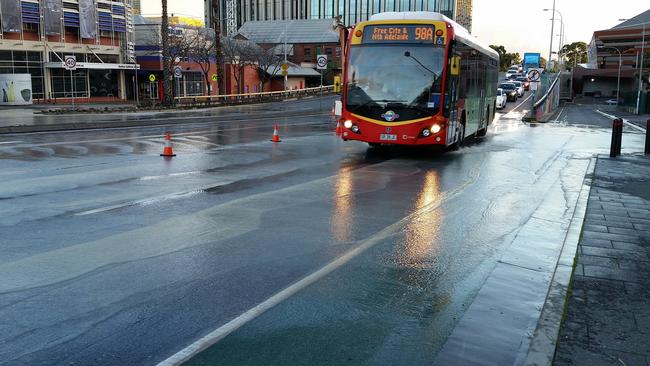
[270,124,281,142]
[160,132,176,156]
[335,120,342,135]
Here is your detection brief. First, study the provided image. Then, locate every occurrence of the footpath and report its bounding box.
[554,153,650,365]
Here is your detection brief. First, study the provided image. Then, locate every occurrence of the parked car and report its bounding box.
[498,82,518,101]
[496,88,506,109]
[509,81,525,96]
[605,98,618,105]
[515,76,530,90]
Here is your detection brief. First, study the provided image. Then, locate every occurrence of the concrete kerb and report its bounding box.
[0,110,331,135]
[523,157,596,366]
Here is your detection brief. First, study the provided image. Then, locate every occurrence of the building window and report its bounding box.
[325,47,332,56]
[304,47,312,61]
[51,68,89,98]
[22,23,39,32]
[180,72,205,96]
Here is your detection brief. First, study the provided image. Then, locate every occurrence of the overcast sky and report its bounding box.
[141,0,649,58]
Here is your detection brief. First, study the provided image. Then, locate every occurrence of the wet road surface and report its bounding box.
[0,98,647,365]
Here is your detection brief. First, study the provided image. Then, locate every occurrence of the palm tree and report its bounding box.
[161,0,172,105]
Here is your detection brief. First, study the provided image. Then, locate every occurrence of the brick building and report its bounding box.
[234,18,340,86]
[574,9,649,112]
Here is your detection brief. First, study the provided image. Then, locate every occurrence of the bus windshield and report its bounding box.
[346,45,445,120]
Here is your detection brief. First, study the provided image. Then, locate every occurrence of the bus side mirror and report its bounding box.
[450,56,461,76]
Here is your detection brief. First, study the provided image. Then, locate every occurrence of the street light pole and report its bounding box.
[547,0,556,70]
[599,46,622,106]
[544,8,563,68]
[617,19,648,114]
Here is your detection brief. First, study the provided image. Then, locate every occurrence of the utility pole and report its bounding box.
[212,0,225,95]
[161,0,172,105]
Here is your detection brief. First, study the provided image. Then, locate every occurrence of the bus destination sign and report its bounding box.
[363,25,436,44]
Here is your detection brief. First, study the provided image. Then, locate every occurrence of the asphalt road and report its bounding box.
[0,96,647,365]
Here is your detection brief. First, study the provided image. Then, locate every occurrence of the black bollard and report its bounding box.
[610,118,619,157]
[646,119,650,155]
[616,118,623,156]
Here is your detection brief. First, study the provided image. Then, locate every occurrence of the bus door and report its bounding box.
[446,54,461,145]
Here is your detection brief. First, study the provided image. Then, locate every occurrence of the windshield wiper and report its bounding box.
[348,100,381,112]
[407,103,435,114]
[380,100,433,114]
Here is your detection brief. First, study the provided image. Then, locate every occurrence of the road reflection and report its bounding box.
[394,170,442,269]
[330,165,354,243]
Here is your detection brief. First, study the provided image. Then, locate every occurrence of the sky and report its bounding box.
[140,0,649,60]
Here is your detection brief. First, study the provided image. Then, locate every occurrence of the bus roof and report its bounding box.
[367,12,499,61]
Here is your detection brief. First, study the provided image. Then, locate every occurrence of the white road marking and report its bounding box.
[156,161,482,366]
[595,110,647,132]
[548,107,566,124]
[505,94,533,116]
[0,140,23,145]
[74,190,202,216]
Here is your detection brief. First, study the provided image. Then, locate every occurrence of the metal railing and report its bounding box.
[172,85,335,106]
[532,72,562,121]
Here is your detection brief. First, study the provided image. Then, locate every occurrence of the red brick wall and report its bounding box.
[225,64,261,94]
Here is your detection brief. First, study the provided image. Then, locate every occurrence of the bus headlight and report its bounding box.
[421,128,431,137]
[344,120,353,129]
[351,125,360,133]
[430,124,441,134]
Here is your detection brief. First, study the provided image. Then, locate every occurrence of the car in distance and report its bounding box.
[496,88,506,109]
[515,76,530,90]
[498,82,518,101]
[505,69,519,80]
[605,98,618,105]
[509,81,525,96]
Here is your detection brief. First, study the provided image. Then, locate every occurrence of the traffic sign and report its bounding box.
[64,55,77,70]
[316,55,327,70]
[527,68,542,82]
[173,66,182,78]
[149,74,156,82]
[211,74,218,81]
[530,82,539,91]
[281,70,288,77]
[281,63,289,71]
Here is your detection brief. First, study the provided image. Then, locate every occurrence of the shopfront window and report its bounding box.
[51,68,89,98]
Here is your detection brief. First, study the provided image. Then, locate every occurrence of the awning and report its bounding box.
[45,62,140,70]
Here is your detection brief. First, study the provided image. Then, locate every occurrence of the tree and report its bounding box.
[188,28,216,95]
[489,45,521,71]
[249,45,283,92]
[211,1,225,95]
[560,41,588,69]
[489,45,508,71]
[143,24,192,99]
[221,37,259,94]
[161,0,172,105]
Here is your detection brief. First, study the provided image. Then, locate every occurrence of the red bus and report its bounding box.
[339,12,499,148]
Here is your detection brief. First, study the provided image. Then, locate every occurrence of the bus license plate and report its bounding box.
[380,134,397,141]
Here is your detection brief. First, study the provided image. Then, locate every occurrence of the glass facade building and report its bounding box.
[0,0,136,102]
[206,0,472,36]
